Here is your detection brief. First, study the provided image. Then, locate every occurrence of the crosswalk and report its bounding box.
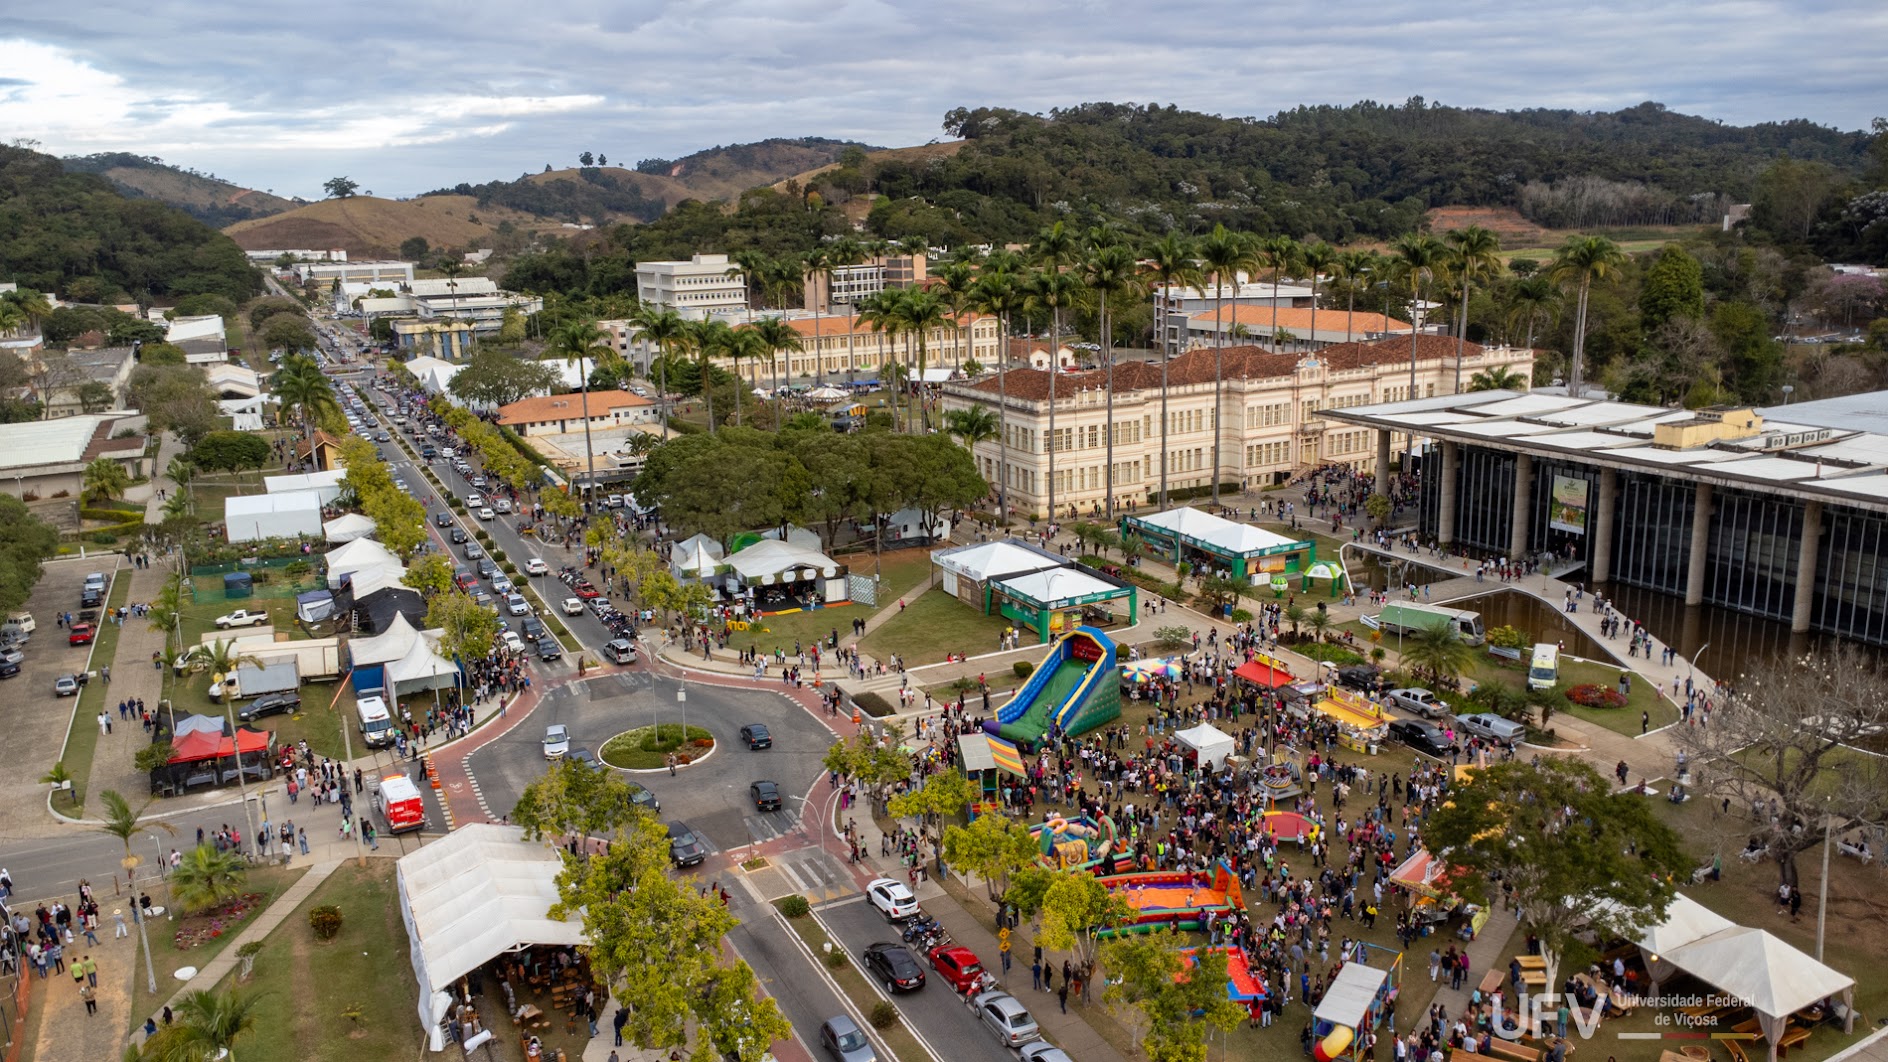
[766,847,853,904]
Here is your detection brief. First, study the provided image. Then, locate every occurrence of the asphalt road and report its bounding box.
[815,896,1023,1062]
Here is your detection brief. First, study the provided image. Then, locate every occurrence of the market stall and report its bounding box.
[1312,687,1390,753]
[1175,723,1236,769]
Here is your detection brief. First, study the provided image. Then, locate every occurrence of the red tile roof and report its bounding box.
[497,390,651,426]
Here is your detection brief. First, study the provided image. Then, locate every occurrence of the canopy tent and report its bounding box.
[397,823,587,1051]
[1233,655,1295,689]
[1122,506,1316,585]
[173,713,223,738]
[806,385,847,401]
[351,586,427,635]
[1175,723,1236,769]
[348,614,455,695]
[1628,892,1736,962]
[167,725,271,764]
[265,469,347,505]
[933,539,1066,584]
[224,491,322,543]
[343,563,409,601]
[322,512,377,543]
[670,533,725,581]
[1389,848,1460,899]
[990,565,1138,642]
[1302,559,1349,597]
[725,539,837,582]
[326,537,402,581]
[1314,961,1391,1032]
[296,590,336,624]
[385,634,461,695]
[957,732,1027,778]
[349,614,432,668]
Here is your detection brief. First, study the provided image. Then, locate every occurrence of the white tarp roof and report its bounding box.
[726,539,837,580]
[326,537,401,579]
[345,563,409,600]
[348,614,438,668]
[1629,892,1737,957]
[386,633,459,693]
[398,824,586,1045]
[674,532,724,560]
[224,491,322,542]
[1662,925,1853,1022]
[1175,723,1235,768]
[932,539,1066,582]
[322,513,376,543]
[265,469,346,497]
[995,566,1121,605]
[671,535,724,578]
[1135,506,1301,555]
[1313,961,1389,1029]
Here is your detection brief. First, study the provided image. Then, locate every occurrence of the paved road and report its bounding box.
[814,896,1023,1062]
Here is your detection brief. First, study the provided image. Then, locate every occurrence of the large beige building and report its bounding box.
[938,336,1535,518]
[728,312,1002,383]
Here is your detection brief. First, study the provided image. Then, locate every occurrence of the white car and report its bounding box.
[524,558,548,576]
[466,493,484,509]
[214,609,269,629]
[562,597,584,616]
[866,878,920,922]
[506,593,529,615]
[542,724,570,759]
[492,574,514,594]
[494,498,512,514]
[477,507,496,521]
[500,630,526,654]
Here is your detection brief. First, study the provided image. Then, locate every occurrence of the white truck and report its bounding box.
[215,609,271,629]
[248,637,343,682]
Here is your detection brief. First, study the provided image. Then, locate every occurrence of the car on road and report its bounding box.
[1454,712,1527,745]
[562,597,584,616]
[500,630,526,654]
[449,527,468,544]
[434,512,452,528]
[463,542,485,560]
[492,575,514,594]
[667,821,707,867]
[454,567,478,591]
[542,724,571,759]
[605,638,637,665]
[862,942,925,992]
[214,609,270,629]
[624,780,660,814]
[972,991,1041,1047]
[0,660,20,680]
[524,558,548,576]
[567,747,601,772]
[494,499,512,514]
[1387,719,1455,758]
[520,615,548,640]
[749,780,782,811]
[476,559,499,578]
[817,1016,875,1062]
[53,674,79,697]
[67,623,95,646]
[375,431,390,442]
[535,637,562,662]
[866,878,920,922]
[506,593,530,615]
[477,507,496,521]
[237,692,301,722]
[1334,665,1383,692]
[79,588,102,608]
[465,493,484,509]
[739,724,772,750]
[927,944,988,993]
[1388,688,1451,719]
[1020,1042,1075,1062]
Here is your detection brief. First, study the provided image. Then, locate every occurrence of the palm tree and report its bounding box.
[728,250,773,311]
[185,638,265,681]
[933,259,979,371]
[857,290,910,431]
[83,458,131,504]
[1390,232,1448,394]
[1024,269,1081,520]
[903,289,951,432]
[1196,225,1256,504]
[944,406,999,450]
[271,355,340,466]
[0,288,52,337]
[748,317,804,431]
[147,988,262,1062]
[1505,274,1561,351]
[1444,226,1504,392]
[629,302,688,424]
[1331,250,1378,345]
[1258,235,1303,351]
[0,301,23,337]
[1468,365,1530,392]
[1143,233,1201,509]
[1550,235,1627,397]
[436,259,467,319]
[1299,241,1337,354]
[724,327,768,428]
[1405,624,1475,689]
[688,319,734,433]
[543,319,613,492]
[167,843,249,913]
[968,265,1024,518]
[1079,243,1144,517]
[97,790,176,890]
[802,244,830,385]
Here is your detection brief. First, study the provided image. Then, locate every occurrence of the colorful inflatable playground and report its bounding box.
[1030,815,1123,872]
[1094,861,1246,936]
[1176,946,1268,1015]
[987,626,1122,746]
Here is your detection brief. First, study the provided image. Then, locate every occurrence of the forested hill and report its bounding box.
[62,152,300,227]
[0,145,262,304]
[835,99,1872,245]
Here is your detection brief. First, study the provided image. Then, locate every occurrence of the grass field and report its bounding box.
[857,588,1013,667]
[131,864,307,1028]
[57,571,134,813]
[721,549,933,658]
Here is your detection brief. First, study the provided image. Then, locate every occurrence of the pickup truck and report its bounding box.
[215,609,270,629]
[1387,687,1451,719]
[1454,713,1527,745]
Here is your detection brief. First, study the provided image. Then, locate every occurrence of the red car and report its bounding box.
[67,623,95,646]
[572,582,600,599]
[928,944,990,994]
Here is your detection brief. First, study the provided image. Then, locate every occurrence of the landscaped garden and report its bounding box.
[601,723,715,769]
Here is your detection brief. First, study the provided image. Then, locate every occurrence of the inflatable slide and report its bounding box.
[986,626,1121,745]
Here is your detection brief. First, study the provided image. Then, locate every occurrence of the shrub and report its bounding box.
[1566,683,1628,709]
[1486,625,1533,651]
[824,946,849,969]
[1230,608,1252,624]
[89,531,119,545]
[868,1000,899,1030]
[853,692,895,717]
[777,895,811,918]
[1297,643,1366,666]
[1152,625,1192,650]
[1013,660,1034,679]
[309,904,343,940]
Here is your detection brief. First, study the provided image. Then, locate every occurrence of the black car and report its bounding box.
[862,942,926,992]
[449,527,467,544]
[434,512,452,528]
[0,659,19,679]
[1334,665,1382,692]
[739,723,772,750]
[476,559,499,578]
[535,637,562,662]
[567,747,602,772]
[237,692,301,722]
[667,821,707,867]
[750,780,782,812]
[520,616,548,640]
[625,781,660,815]
[79,589,102,608]
[1387,719,1455,758]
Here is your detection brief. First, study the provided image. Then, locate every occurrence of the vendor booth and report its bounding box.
[348,614,459,698]
[1233,653,1296,689]
[989,566,1137,644]
[1391,847,1487,938]
[1175,723,1236,769]
[724,539,849,614]
[669,533,725,583]
[1311,687,1389,753]
[224,492,322,543]
[957,731,1027,808]
[1120,506,1316,585]
[148,715,275,796]
[1312,961,1395,1062]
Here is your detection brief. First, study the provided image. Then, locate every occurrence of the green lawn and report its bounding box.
[214,860,423,1062]
[57,570,134,812]
[173,591,349,759]
[857,588,1013,667]
[131,864,307,1029]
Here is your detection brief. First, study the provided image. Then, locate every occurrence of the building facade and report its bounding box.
[801,255,928,311]
[635,254,749,318]
[938,336,1535,518]
[721,312,1002,383]
[1153,279,1313,351]
[290,260,415,288]
[1183,305,1414,352]
[1325,390,1888,646]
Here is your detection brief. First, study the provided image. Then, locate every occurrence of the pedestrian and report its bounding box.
[1043,962,1054,992]
[1641,710,1650,734]
[613,1006,628,1047]
[79,982,96,1015]
[298,828,309,854]
[1057,981,1069,1014]
[1031,959,1042,991]
[113,910,126,938]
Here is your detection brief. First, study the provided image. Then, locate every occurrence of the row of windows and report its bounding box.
[1245,441,1292,467]
[1327,430,1370,455]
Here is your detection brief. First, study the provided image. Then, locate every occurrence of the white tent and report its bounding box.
[224,492,322,542]
[396,824,587,1051]
[806,385,847,401]
[345,563,410,601]
[1135,506,1301,555]
[385,632,460,694]
[883,507,949,544]
[1313,961,1389,1031]
[670,533,724,581]
[1629,892,1736,967]
[1175,723,1235,768]
[219,395,269,430]
[726,539,837,582]
[326,537,402,581]
[265,469,347,505]
[322,513,376,543]
[349,614,432,668]
[759,524,823,552]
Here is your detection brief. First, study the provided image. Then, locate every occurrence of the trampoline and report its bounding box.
[1262,810,1316,842]
[1177,946,1268,1014]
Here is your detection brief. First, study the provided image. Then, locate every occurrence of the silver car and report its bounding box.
[973,991,1041,1047]
[542,724,570,759]
[817,1015,875,1062]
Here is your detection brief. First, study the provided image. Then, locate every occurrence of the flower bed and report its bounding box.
[172,892,266,949]
[1566,683,1628,709]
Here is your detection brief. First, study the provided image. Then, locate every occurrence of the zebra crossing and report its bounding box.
[763,847,853,904]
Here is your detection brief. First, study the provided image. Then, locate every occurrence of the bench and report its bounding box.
[1485,1039,1543,1062]
[1516,955,1546,970]
[1723,1039,1751,1062]
[1838,842,1873,865]
[1520,970,1549,990]
[1778,1027,1810,1056]
[1480,969,1504,994]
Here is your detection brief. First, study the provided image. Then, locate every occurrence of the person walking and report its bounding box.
[79,982,96,1016]
[1031,959,1042,991]
[81,954,97,987]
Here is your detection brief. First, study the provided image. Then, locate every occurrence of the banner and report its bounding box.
[1548,475,1590,535]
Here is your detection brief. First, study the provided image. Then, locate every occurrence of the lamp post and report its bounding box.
[149,834,165,878]
[1817,796,1833,962]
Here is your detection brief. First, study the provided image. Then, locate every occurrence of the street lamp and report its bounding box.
[149,834,165,878]
[790,794,828,860]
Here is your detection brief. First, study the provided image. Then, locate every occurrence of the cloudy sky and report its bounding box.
[3,0,1883,200]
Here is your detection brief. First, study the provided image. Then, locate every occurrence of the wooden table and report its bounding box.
[1479,969,1503,994]
[512,1004,542,1026]
[1517,954,1547,970]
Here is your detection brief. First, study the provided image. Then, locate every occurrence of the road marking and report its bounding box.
[776,861,809,893]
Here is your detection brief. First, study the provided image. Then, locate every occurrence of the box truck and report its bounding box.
[373,774,426,834]
[1369,602,1486,646]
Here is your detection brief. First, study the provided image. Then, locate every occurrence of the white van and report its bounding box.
[1527,644,1560,690]
[356,695,396,748]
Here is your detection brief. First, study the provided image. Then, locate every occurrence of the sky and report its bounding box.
[3,0,1883,201]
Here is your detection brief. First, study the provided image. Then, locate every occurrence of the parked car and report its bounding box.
[1387,719,1455,758]
[434,512,453,528]
[53,674,79,697]
[492,575,514,594]
[1388,687,1451,719]
[749,780,782,812]
[605,638,637,664]
[926,945,988,993]
[506,593,530,615]
[449,527,468,544]
[972,991,1042,1047]
[739,724,772,750]
[624,780,660,815]
[866,878,920,921]
[0,660,20,680]
[863,942,925,992]
[67,623,95,646]
[463,542,485,560]
[667,821,708,867]
[476,559,499,578]
[500,630,526,654]
[542,724,571,759]
[214,609,270,629]
[1020,1043,1074,1062]
[567,747,601,772]
[237,692,301,722]
[1334,665,1383,691]
[817,1016,875,1062]
[1454,713,1527,745]
[562,598,584,616]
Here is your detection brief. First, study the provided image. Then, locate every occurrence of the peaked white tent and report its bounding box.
[322,512,376,543]
[344,564,410,601]
[726,539,837,582]
[349,613,432,668]
[397,824,587,1051]
[385,633,460,694]
[326,537,402,581]
[670,533,724,581]
[265,469,347,505]
[1176,723,1236,768]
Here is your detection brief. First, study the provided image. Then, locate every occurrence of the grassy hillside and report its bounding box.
[222,194,568,258]
[61,152,299,227]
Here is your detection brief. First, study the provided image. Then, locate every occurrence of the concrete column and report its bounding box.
[1375,429,1392,496]
[1509,454,1532,560]
[1591,467,1617,583]
[1438,441,1459,546]
[1792,500,1822,633]
[1685,483,1712,606]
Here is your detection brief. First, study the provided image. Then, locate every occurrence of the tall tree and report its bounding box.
[1391,232,1448,394]
[628,302,687,424]
[1024,269,1081,520]
[144,988,263,1062]
[748,317,804,432]
[1196,225,1255,504]
[1505,274,1562,351]
[82,458,131,503]
[1257,234,1303,351]
[543,319,613,493]
[900,289,949,433]
[446,349,560,408]
[1142,234,1201,509]
[857,289,911,432]
[1079,242,1144,517]
[1299,241,1337,356]
[270,355,339,462]
[1550,235,1627,396]
[97,789,176,890]
[1444,226,1503,392]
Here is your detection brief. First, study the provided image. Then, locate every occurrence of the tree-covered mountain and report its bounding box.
[0,145,263,304]
[61,152,300,227]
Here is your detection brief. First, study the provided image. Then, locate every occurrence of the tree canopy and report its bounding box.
[447,349,561,408]
[0,495,59,612]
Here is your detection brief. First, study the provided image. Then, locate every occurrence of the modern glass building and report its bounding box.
[1327,389,1888,647]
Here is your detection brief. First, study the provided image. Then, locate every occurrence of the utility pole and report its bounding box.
[1816,797,1833,962]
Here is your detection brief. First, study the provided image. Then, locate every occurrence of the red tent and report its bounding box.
[220,728,272,757]
[1234,658,1294,688]
[166,727,272,764]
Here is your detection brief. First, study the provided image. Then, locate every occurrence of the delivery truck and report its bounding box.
[1368,602,1486,646]
[373,774,426,834]
[248,637,343,682]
